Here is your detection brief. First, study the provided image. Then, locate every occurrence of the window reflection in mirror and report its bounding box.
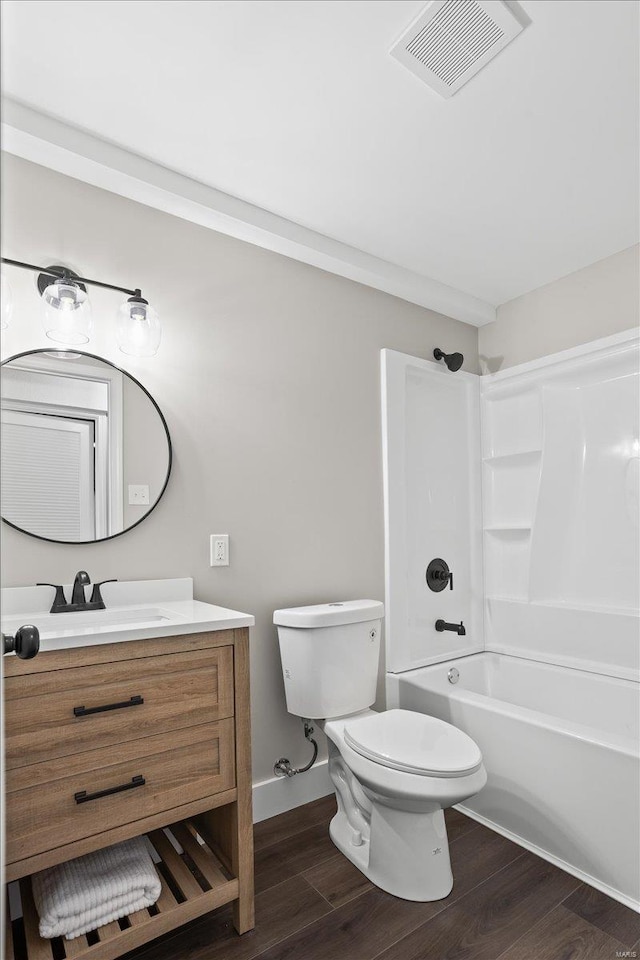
[1,351,171,543]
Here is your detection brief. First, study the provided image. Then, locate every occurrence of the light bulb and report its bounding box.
[1,274,13,330]
[116,295,161,357]
[42,279,92,344]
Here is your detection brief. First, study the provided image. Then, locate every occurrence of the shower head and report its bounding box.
[433,348,464,372]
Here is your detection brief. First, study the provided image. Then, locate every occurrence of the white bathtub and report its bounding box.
[387,652,640,911]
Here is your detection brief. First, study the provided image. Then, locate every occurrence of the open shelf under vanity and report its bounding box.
[6,817,238,960]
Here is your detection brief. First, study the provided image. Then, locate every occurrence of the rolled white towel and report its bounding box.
[32,836,161,941]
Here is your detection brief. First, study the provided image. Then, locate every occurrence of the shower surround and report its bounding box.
[382,330,640,910]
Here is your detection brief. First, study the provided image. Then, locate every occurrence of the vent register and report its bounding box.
[390,0,524,98]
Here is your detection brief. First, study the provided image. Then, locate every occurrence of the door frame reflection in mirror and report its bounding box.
[0,349,172,545]
[2,355,124,538]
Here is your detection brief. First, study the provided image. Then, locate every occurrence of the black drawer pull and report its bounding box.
[75,775,146,804]
[73,695,144,717]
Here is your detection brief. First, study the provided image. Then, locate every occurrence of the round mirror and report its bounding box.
[1,349,172,543]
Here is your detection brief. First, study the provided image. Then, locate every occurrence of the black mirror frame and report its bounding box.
[0,348,173,545]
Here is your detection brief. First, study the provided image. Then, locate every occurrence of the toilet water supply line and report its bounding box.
[274,720,318,778]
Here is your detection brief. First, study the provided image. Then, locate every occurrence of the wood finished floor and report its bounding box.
[127,796,640,960]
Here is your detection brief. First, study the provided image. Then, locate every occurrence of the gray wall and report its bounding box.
[0,154,478,784]
[479,244,639,372]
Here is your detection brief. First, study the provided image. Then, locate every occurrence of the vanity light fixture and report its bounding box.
[1,258,162,357]
[39,267,92,345]
[116,294,161,358]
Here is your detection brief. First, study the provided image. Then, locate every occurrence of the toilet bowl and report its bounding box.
[321,708,486,901]
[273,599,486,902]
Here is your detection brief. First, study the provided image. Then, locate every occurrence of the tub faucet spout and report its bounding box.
[435,619,466,636]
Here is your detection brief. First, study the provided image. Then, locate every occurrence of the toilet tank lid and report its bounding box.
[273,600,384,628]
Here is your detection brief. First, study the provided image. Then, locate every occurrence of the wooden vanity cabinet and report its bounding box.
[3,627,254,960]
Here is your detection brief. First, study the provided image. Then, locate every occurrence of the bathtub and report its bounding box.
[387,652,640,911]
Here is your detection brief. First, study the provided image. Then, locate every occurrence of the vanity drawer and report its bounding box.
[4,646,234,768]
[5,719,235,866]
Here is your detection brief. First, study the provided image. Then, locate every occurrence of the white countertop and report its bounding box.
[1,578,254,653]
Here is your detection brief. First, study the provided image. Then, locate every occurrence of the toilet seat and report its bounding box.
[343,709,482,778]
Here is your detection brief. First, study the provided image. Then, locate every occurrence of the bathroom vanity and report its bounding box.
[2,579,255,960]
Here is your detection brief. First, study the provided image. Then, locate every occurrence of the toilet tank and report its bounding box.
[273,600,384,719]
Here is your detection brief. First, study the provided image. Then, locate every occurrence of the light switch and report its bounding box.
[128,484,150,506]
[210,534,229,566]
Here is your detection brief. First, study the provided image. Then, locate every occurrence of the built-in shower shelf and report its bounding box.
[5,819,238,960]
[484,525,532,533]
[486,595,529,603]
[529,599,640,617]
[483,449,542,465]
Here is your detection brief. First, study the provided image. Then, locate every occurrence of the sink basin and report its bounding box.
[1,578,255,652]
[2,607,173,639]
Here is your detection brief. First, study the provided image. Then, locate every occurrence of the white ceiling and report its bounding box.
[1,0,638,313]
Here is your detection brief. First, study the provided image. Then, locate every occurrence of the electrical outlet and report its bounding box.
[210,534,229,567]
[128,484,150,505]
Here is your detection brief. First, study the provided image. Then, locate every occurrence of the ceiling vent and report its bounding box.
[390,0,525,98]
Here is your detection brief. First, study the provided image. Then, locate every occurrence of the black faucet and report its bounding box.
[72,570,91,605]
[435,619,466,636]
[37,572,117,614]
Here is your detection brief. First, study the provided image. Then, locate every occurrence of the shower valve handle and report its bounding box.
[427,559,454,592]
[434,570,453,589]
[445,571,453,590]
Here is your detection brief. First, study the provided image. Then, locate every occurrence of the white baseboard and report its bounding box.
[455,803,640,915]
[252,759,333,823]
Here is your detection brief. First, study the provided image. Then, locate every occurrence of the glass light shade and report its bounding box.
[42,280,93,344]
[116,298,161,357]
[1,274,12,330]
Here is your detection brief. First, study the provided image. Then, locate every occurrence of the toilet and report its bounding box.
[273,599,486,902]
